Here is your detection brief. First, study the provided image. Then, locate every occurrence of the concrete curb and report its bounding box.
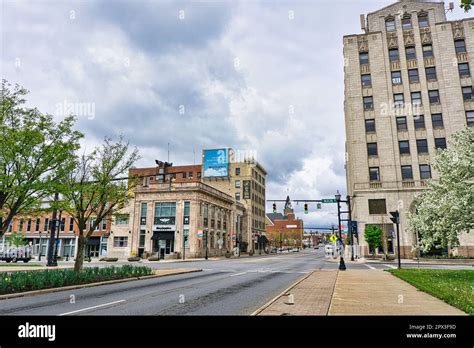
[0,268,202,301]
[250,271,315,316]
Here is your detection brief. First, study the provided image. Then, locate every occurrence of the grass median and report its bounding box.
[388,269,474,315]
[0,265,153,295]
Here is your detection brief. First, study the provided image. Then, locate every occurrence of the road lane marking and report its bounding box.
[364,264,376,270]
[58,300,126,316]
[230,272,248,277]
[384,264,397,269]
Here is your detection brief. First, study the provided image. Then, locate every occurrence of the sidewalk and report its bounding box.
[255,269,466,316]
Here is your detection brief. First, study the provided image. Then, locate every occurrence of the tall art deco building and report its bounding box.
[343,0,473,257]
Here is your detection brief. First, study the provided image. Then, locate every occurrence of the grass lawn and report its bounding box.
[388,269,474,315]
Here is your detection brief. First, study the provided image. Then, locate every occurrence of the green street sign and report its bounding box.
[322,199,337,203]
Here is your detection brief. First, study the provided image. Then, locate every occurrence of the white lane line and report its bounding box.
[364,264,376,270]
[384,264,397,269]
[230,272,248,277]
[58,300,126,316]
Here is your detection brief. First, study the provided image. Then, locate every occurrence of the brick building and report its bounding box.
[265,196,304,248]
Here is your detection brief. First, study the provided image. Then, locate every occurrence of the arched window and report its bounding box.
[402,14,412,30]
[386,17,396,32]
[418,12,429,28]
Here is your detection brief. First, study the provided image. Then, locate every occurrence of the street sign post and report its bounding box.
[322,198,337,203]
[329,234,338,243]
[389,211,401,269]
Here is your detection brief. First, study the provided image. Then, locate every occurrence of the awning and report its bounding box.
[87,238,100,246]
[258,235,269,244]
[151,231,175,241]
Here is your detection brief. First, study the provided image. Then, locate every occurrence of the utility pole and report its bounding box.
[46,192,59,267]
[205,230,208,260]
[182,230,185,261]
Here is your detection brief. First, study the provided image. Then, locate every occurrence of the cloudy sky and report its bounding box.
[0,0,467,227]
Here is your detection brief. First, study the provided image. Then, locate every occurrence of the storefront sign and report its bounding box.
[243,180,251,199]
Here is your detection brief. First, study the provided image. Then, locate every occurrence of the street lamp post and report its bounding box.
[47,192,59,267]
[335,191,346,271]
[204,230,208,260]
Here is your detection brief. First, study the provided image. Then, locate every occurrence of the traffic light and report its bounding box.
[304,203,308,214]
[272,202,277,213]
[317,203,322,209]
[389,211,400,224]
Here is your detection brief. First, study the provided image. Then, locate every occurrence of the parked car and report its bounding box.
[291,248,299,252]
[0,247,32,263]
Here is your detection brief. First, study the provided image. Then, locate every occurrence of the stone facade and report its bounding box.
[344,0,474,257]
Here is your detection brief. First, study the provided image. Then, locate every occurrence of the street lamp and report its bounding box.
[335,191,346,271]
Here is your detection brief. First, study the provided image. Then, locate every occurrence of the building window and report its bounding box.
[101,218,107,230]
[431,113,444,128]
[140,202,147,225]
[369,167,380,182]
[182,171,186,179]
[455,39,466,53]
[411,92,422,106]
[462,86,473,101]
[391,71,402,85]
[418,14,429,28]
[365,119,376,133]
[61,217,66,232]
[361,74,372,88]
[27,219,32,232]
[368,199,387,215]
[235,192,241,201]
[113,237,128,248]
[419,164,431,180]
[359,52,369,65]
[385,18,396,32]
[405,46,416,60]
[425,67,437,81]
[35,218,40,232]
[367,143,378,157]
[389,48,399,62]
[401,165,413,180]
[235,180,241,188]
[394,93,404,107]
[408,69,419,83]
[422,45,433,58]
[115,214,129,225]
[466,111,474,126]
[416,139,429,154]
[154,202,176,225]
[402,16,412,30]
[69,217,74,231]
[235,167,240,176]
[363,96,374,110]
[434,138,447,149]
[458,63,470,78]
[429,90,440,104]
[414,115,425,129]
[396,117,408,131]
[44,218,49,232]
[399,140,410,155]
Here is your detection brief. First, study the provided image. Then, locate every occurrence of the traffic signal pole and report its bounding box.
[396,214,401,269]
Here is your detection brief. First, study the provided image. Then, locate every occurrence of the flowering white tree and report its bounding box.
[408,127,474,253]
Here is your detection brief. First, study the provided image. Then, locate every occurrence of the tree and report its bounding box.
[364,225,382,256]
[408,127,473,253]
[0,80,82,236]
[461,0,473,12]
[6,231,27,247]
[60,137,139,272]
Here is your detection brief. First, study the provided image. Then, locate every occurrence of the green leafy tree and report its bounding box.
[0,80,82,236]
[408,127,473,253]
[60,137,139,272]
[364,225,383,256]
[6,231,27,247]
[461,0,473,12]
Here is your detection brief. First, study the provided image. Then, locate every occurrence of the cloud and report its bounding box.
[2,0,468,226]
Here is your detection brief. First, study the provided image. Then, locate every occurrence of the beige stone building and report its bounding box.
[203,156,267,253]
[344,0,474,257]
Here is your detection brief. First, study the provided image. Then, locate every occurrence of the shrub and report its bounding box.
[128,257,141,262]
[0,265,153,295]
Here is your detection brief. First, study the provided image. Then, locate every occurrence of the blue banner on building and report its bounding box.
[203,149,229,177]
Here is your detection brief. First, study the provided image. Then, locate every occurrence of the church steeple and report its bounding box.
[283,195,293,216]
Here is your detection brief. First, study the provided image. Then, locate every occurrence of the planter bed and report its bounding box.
[0,265,153,295]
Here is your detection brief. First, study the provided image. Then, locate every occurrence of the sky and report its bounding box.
[0,0,468,227]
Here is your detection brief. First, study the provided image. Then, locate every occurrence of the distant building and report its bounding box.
[344,0,474,257]
[265,196,304,248]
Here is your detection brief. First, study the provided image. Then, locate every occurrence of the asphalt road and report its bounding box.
[0,250,471,315]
